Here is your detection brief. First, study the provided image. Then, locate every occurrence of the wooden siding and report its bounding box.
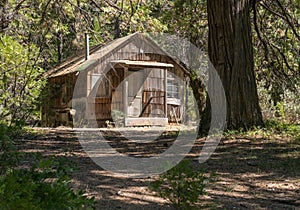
[41,73,78,127]
[43,51,187,126]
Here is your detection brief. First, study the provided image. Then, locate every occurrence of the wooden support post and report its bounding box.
[85,33,90,60]
[123,67,128,118]
[124,80,128,117]
[86,71,91,119]
[87,71,91,97]
[164,68,168,118]
[184,79,189,123]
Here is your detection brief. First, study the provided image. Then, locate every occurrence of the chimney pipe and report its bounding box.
[85,33,89,60]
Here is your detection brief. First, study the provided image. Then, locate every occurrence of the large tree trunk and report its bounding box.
[200,0,263,131]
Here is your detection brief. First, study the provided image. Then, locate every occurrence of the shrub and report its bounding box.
[0,157,95,210]
[149,160,208,210]
[0,123,95,209]
[0,123,19,175]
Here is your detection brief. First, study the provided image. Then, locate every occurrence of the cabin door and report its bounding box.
[127,70,144,117]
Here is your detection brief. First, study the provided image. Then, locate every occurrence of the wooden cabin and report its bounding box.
[42,33,190,127]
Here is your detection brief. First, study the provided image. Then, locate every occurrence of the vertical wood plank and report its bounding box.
[123,66,128,117]
[87,71,91,97]
[164,68,168,118]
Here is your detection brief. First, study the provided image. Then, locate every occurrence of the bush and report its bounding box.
[149,160,208,210]
[1,120,97,209]
[0,123,19,175]
[264,119,299,134]
[0,158,95,210]
[0,123,95,209]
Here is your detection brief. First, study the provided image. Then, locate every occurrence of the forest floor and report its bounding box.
[17,126,300,210]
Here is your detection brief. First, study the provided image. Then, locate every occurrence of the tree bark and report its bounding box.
[200,0,263,131]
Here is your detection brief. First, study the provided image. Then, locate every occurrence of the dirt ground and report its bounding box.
[17,127,300,210]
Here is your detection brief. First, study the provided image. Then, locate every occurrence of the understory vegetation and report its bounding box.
[0,124,95,210]
[149,160,210,210]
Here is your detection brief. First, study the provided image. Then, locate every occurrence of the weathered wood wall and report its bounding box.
[42,38,188,127]
[41,72,78,127]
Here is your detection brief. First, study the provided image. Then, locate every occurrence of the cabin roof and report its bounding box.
[44,32,189,78]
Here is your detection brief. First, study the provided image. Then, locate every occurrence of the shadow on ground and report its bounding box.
[17,128,300,209]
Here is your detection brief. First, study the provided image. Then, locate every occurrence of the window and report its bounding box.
[167,77,179,98]
[90,74,110,97]
[91,74,101,90]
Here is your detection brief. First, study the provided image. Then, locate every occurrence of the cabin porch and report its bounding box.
[87,60,185,127]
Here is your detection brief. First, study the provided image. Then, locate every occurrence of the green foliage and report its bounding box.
[0,124,18,175]
[1,0,82,66]
[254,0,300,117]
[111,109,125,127]
[0,123,95,209]
[0,157,95,210]
[0,35,45,126]
[119,2,167,34]
[265,120,300,137]
[159,0,208,49]
[224,119,300,141]
[258,84,300,123]
[149,160,208,210]
[0,123,26,175]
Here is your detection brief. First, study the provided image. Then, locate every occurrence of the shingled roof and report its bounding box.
[44,32,189,78]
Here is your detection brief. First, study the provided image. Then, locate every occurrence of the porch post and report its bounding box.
[87,71,91,97]
[124,81,128,117]
[86,71,91,120]
[123,67,128,118]
[164,68,168,118]
[184,78,189,123]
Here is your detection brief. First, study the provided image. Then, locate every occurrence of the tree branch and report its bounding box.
[103,0,120,11]
[39,0,52,25]
[252,0,270,62]
[274,0,300,41]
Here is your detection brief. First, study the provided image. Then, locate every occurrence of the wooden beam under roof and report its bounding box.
[110,60,174,68]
